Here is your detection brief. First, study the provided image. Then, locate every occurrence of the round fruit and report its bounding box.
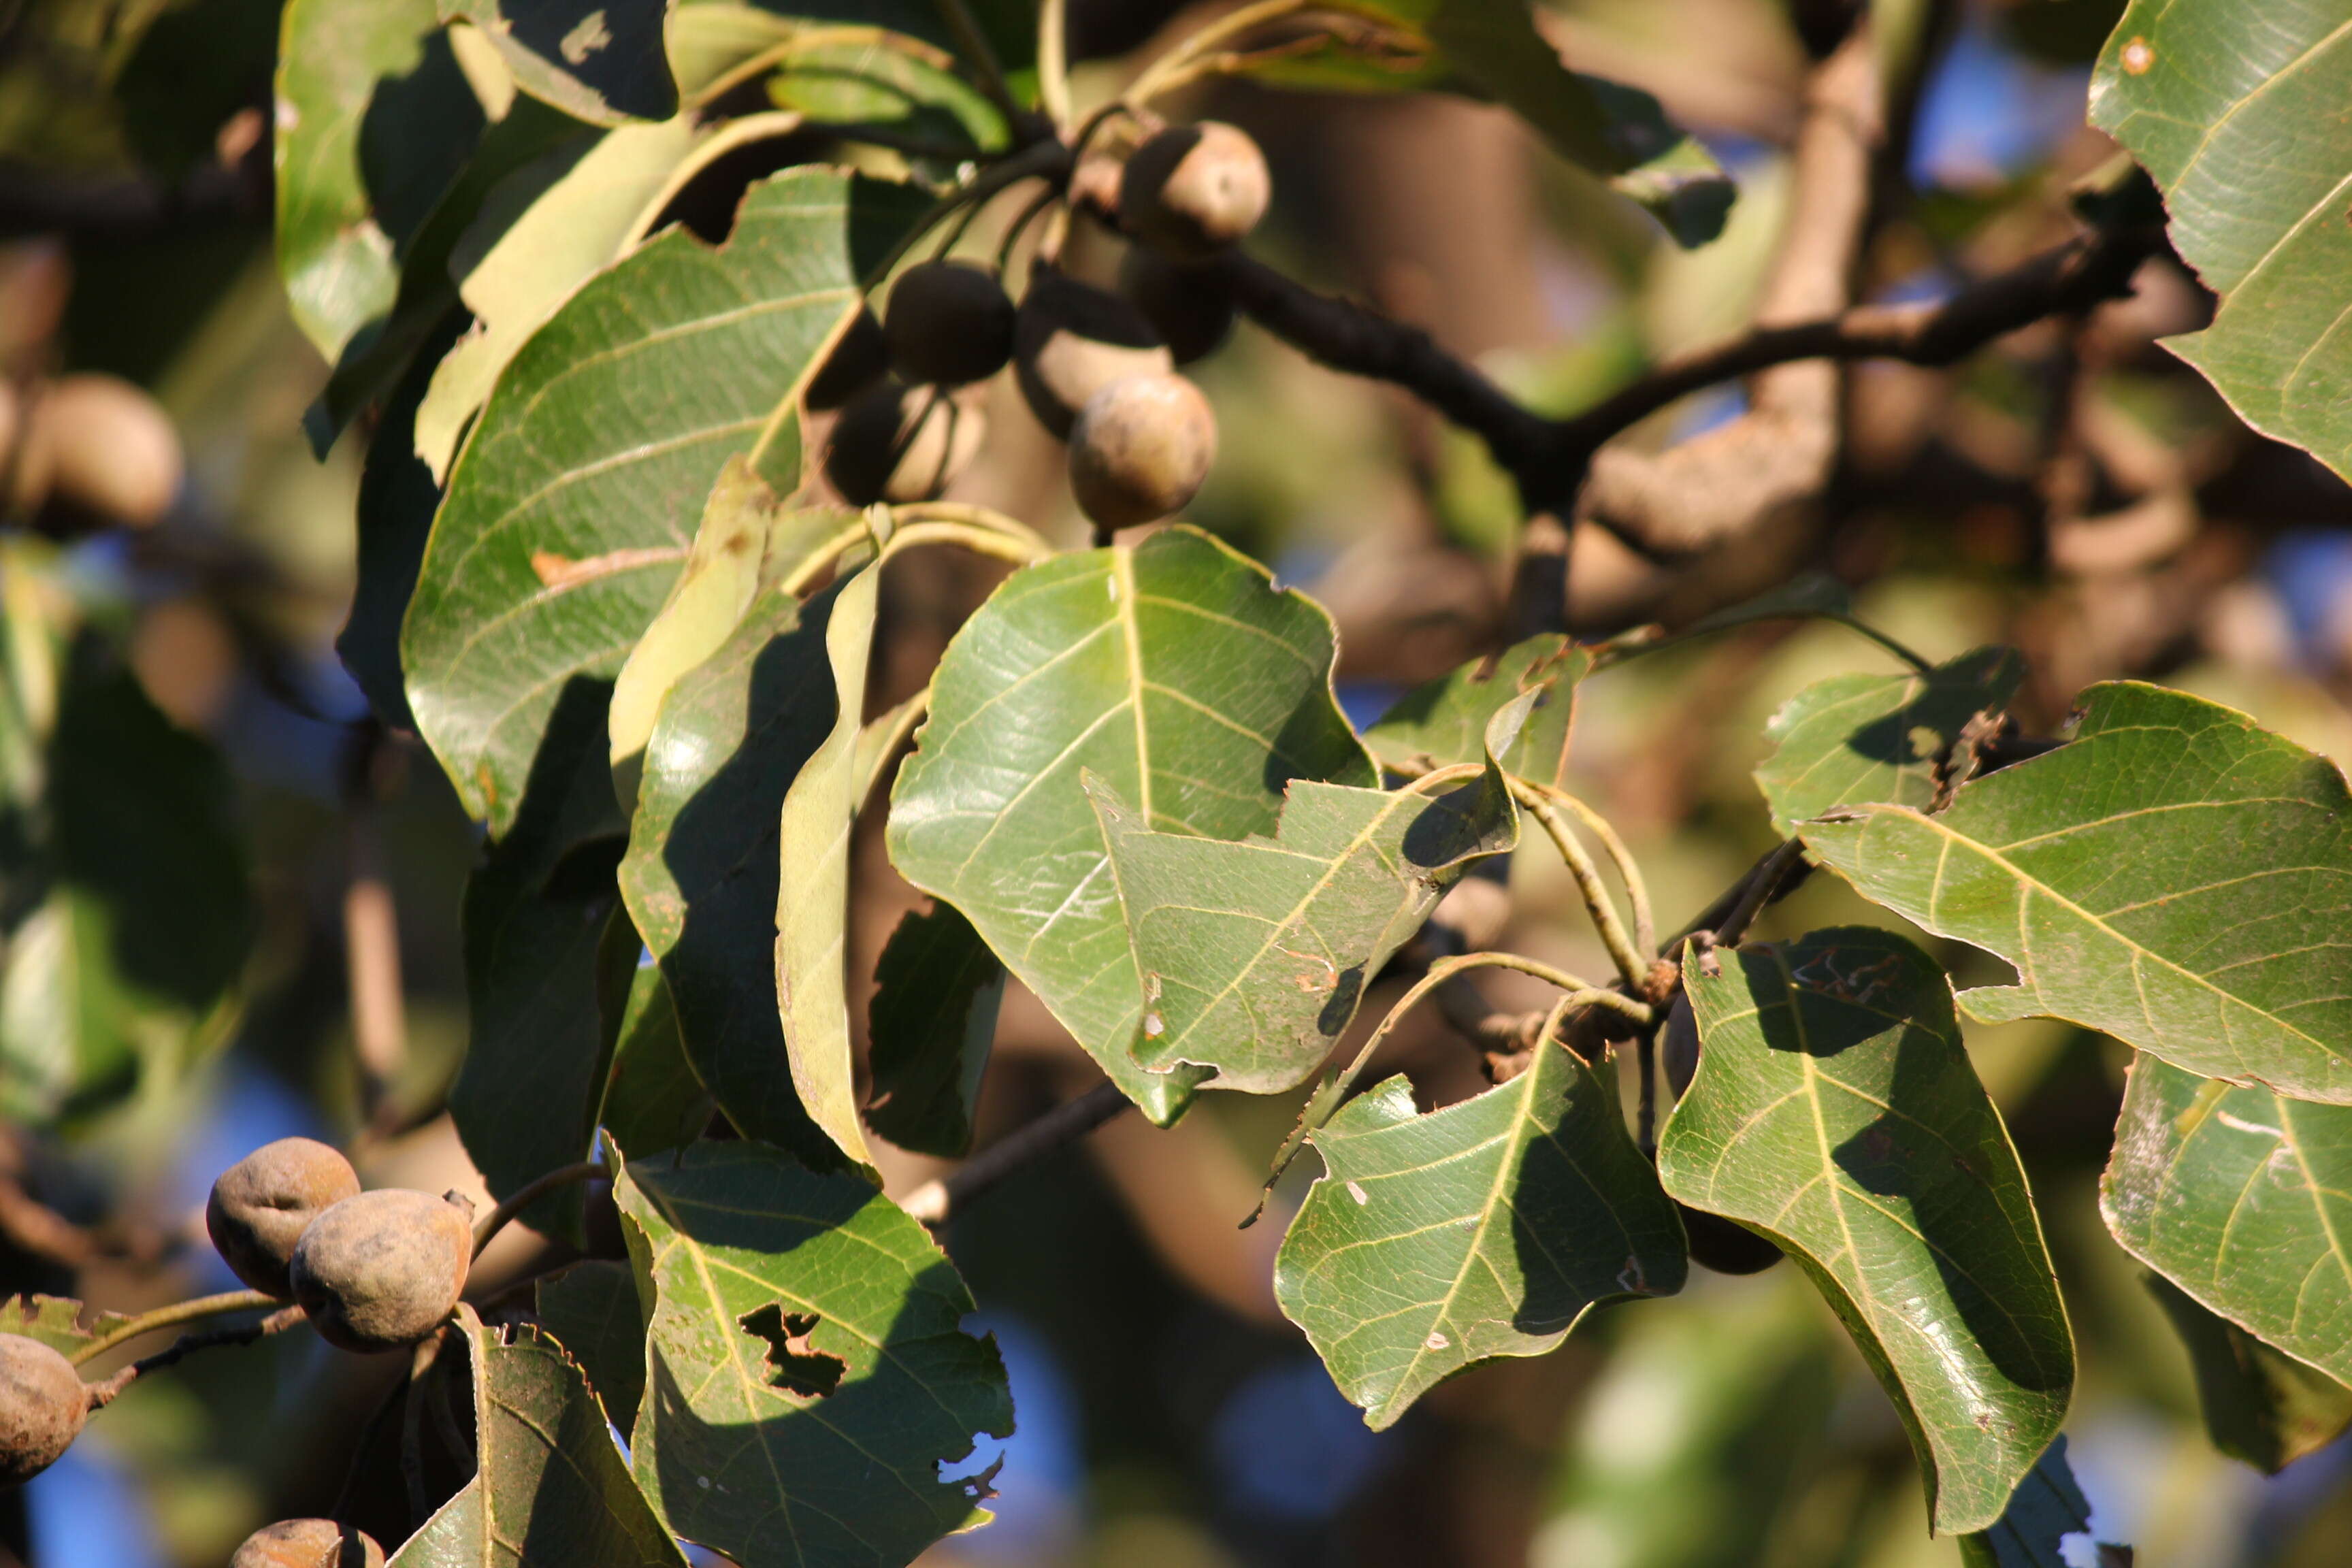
[1120,122,1271,261]
[208,1137,363,1298]
[1661,993,1699,1099]
[1012,269,1172,439]
[1679,1203,1785,1275]
[1067,374,1217,531]
[0,1334,86,1486]
[1118,248,1235,366]
[805,306,889,412]
[823,382,986,507]
[37,374,182,526]
[289,1188,474,1354]
[883,261,1016,387]
[230,1518,387,1568]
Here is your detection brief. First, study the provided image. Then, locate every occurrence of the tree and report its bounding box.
[3,0,2351,1563]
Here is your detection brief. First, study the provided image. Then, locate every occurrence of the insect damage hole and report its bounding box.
[739,1303,847,1399]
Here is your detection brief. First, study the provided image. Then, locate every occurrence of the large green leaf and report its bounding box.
[2144,1267,2352,1474]
[2090,1,2352,481]
[440,0,679,125]
[1659,928,2072,1534]
[2104,1054,2352,1386]
[1,1294,135,1358]
[886,527,1377,1124]
[403,167,925,833]
[1362,634,1586,787]
[387,1307,689,1568]
[595,960,709,1160]
[536,1258,649,1431]
[1802,683,2352,1105]
[615,1141,1014,1568]
[1091,706,1520,1094]
[1755,648,2024,836]
[617,570,843,1169]
[865,901,1002,1158]
[1275,1042,1686,1429]
[765,33,1010,154]
[1956,1437,2117,1568]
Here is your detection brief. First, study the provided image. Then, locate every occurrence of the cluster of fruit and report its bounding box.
[1,1138,474,1564]
[819,121,1269,533]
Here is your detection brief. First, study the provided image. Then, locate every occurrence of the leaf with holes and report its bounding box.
[440,0,676,125]
[1957,1436,2123,1568]
[1275,1039,1684,1430]
[0,1296,134,1358]
[387,1307,687,1568]
[1364,634,1588,788]
[2103,1054,2352,1387]
[1756,648,2024,836]
[1659,928,2072,1534]
[402,167,926,834]
[2090,1,2352,482]
[2144,1267,2352,1474]
[866,902,1004,1158]
[887,527,1377,1124]
[1091,700,1521,1094]
[614,1141,1013,1568]
[1801,683,2352,1104]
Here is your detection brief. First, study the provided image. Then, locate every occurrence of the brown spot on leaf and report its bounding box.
[739,1303,845,1399]
[2120,37,2155,75]
[529,544,686,592]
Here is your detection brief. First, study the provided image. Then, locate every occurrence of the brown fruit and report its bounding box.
[823,382,986,506]
[1120,122,1271,261]
[1661,993,1699,1099]
[37,374,182,526]
[229,1518,387,1568]
[1068,374,1217,530]
[1678,1203,1785,1275]
[1118,248,1235,366]
[289,1188,474,1354]
[1012,268,1172,439]
[0,1335,84,1486]
[805,306,889,412]
[883,261,1016,387]
[207,1137,363,1298]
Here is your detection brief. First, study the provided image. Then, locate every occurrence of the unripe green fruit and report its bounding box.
[289,1188,474,1354]
[823,382,986,507]
[1068,374,1217,530]
[883,261,1016,387]
[806,306,889,412]
[1661,993,1698,1099]
[1013,269,1172,439]
[1118,248,1234,366]
[1678,1203,1785,1275]
[0,1334,85,1486]
[1120,122,1271,261]
[207,1137,362,1298]
[230,1518,387,1568]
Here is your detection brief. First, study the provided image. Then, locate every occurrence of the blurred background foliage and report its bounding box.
[4,0,2352,1564]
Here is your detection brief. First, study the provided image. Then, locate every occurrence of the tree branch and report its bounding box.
[84,1305,307,1409]
[900,1081,1132,1226]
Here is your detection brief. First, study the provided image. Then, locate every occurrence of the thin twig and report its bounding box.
[1532,784,1654,956]
[1509,778,1648,987]
[472,1162,605,1258]
[67,1289,280,1366]
[1714,840,1808,949]
[84,1305,307,1409]
[901,1081,1132,1225]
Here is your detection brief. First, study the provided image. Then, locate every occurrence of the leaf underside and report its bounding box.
[2144,1267,2352,1474]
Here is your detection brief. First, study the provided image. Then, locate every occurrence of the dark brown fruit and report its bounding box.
[207,1137,362,1298]
[0,1335,85,1486]
[1679,1204,1785,1275]
[883,261,1016,387]
[1012,268,1172,439]
[289,1188,474,1354]
[1120,122,1271,261]
[1661,992,1699,1099]
[1068,374,1218,531]
[823,382,986,506]
[1118,248,1235,365]
[229,1518,387,1568]
[805,306,889,412]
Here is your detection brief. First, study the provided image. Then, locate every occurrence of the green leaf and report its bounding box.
[387,1307,688,1568]
[2089,2,2352,483]
[439,0,679,125]
[615,1141,1014,1567]
[1755,648,2024,836]
[1363,634,1588,787]
[402,167,926,833]
[1659,928,2073,1534]
[2144,1267,2352,1474]
[274,0,485,361]
[775,553,886,1169]
[1,1294,134,1358]
[1957,1436,2116,1568]
[595,961,710,1160]
[2104,1054,2352,1388]
[1801,683,2352,1105]
[866,901,1003,1158]
[617,572,844,1169]
[766,33,1011,153]
[536,1258,649,1431]
[1275,1042,1686,1430]
[887,527,1376,1124]
[1090,718,1520,1094]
